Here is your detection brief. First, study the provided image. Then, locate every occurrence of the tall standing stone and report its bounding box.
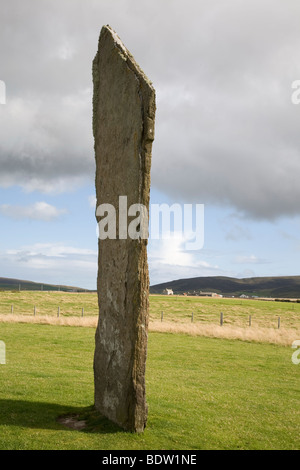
[92,25,155,432]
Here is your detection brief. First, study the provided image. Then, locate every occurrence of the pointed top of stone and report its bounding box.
[98,24,155,93]
[92,25,156,148]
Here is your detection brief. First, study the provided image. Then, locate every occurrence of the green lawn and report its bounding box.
[0,322,299,450]
[149,295,300,329]
[1,291,300,330]
[0,291,99,318]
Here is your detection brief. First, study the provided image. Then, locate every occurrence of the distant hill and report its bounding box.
[150,275,300,298]
[0,277,91,292]
[4,274,300,298]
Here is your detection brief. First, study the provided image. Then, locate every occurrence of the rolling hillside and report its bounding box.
[2,275,300,298]
[0,277,90,292]
[150,275,300,298]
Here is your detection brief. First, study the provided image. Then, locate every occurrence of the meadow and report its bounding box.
[0,291,299,450]
[0,291,299,346]
[0,322,299,450]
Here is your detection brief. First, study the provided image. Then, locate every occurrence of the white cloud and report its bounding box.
[149,235,224,285]
[0,202,67,221]
[234,254,270,265]
[0,242,97,289]
[150,237,194,267]
[7,243,97,258]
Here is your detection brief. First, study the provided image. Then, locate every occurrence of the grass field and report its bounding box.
[0,292,299,346]
[149,294,300,328]
[0,321,299,450]
[1,291,300,327]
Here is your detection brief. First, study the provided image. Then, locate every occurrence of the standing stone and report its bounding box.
[92,25,155,432]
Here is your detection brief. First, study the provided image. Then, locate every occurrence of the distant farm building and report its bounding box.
[163,288,174,295]
[199,292,223,298]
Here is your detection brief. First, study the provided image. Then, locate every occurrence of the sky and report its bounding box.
[1,0,300,290]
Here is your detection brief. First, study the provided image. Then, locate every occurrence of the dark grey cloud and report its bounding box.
[1,0,300,218]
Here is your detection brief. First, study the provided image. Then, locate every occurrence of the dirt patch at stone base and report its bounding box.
[57,414,87,431]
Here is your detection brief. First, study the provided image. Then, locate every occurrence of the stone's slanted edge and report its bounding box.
[93,25,156,151]
[93,25,156,433]
[105,25,155,91]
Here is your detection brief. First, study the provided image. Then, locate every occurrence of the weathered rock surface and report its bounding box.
[93,25,155,432]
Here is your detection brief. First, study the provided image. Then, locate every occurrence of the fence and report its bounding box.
[158,310,286,329]
[3,304,98,318]
[1,304,298,330]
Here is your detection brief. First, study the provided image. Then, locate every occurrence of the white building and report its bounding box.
[163,288,174,295]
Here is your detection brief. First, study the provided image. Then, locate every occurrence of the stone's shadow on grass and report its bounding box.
[0,400,122,434]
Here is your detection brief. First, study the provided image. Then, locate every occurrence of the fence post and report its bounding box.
[220,312,223,326]
[161,311,163,322]
[57,306,60,318]
[82,308,84,317]
[249,315,251,327]
[278,317,280,329]
[34,306,36,317]
[11,305,13,314]
[191,312,194,323]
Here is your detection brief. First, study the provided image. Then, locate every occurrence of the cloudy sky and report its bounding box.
[1,0,300,289]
